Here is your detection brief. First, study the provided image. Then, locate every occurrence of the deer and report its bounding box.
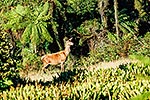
[41,38,73,72]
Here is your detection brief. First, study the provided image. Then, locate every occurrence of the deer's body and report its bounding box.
[41,38,73,71]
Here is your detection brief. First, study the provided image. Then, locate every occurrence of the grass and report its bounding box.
[130,91,150,100]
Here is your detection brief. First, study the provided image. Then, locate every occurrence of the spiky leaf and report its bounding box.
[21,24,32,44]
[38,2,50,18]
[36,24,45,43]
[30,24,40,50]
[39,23,53,43]
[107,32,118,43]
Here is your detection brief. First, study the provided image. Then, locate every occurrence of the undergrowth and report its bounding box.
[1,63,150,100]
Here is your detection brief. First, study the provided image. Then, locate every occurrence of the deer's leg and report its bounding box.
[42,63,49,72]
[60,62,64,71]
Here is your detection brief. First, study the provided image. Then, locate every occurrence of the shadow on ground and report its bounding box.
[12,68,86,88]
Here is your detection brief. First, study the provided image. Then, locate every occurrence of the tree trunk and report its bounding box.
[98,0,109,29]
[114,0,119,37]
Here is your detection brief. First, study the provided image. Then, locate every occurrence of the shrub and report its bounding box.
[0,32,18,91]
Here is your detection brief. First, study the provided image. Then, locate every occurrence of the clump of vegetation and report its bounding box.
[0,63,150,99]
[0,32,18,91]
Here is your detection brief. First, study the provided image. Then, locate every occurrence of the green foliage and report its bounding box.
[0,32,18,90]
[77,19,100,36]
[1,63,150,99]
[19,2,53,51]
[77,19,100,45]
[21,48,41,70]
[143,32,150,43]
[66,0,97,15]
[130,55,150,66]
[129,32,150,64]
[39,22,53,43]
[2,2,54,52]
[21,24,32,44]
[1,0,150,99]
[130,91,150,100]
[88,31,137,62]
[134,0,145,18]
[107,31,118,43]
[21,22,53,52]
[2,4,29,31]
[37,1,50,19]
[118,9,138,35]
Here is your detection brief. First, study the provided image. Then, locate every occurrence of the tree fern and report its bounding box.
[18,1,54,53]
[3,1,54,52]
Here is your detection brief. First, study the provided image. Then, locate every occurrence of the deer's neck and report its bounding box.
[64,46,71,56]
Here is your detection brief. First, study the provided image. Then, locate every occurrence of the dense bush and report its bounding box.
[0,63,150,99]
[0,32,18,91]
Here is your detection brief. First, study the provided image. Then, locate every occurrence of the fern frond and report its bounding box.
[119,24,129,34]
[15,5,27,16]
[39,23,53,43]
[31,24,40,46]
[38,2,50,19]
[21,24,32,44]
[120,22,135,34]
[37,24,45,43]
[107,32,118,43]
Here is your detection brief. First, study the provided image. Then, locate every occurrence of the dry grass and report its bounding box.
[87,58,138,71]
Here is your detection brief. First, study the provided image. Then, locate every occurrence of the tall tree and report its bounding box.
[114,0,119,37]
[98,0,109,29]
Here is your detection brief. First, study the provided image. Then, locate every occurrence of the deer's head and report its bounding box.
[65,38,74,47]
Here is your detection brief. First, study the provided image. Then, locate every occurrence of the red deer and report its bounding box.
[41,38,73,72]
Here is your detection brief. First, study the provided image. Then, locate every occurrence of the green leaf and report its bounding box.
[21,24,32,44]
[31,24,40,46]
[4,79,13,86]
[37,24,45,43]
[38,1,50,19]
[15,5,27,16]
[119,24,129,34]
[39,23,53,43]
[107,32,118,43]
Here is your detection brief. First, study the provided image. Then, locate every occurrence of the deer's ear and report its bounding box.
[69,38,72,41]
